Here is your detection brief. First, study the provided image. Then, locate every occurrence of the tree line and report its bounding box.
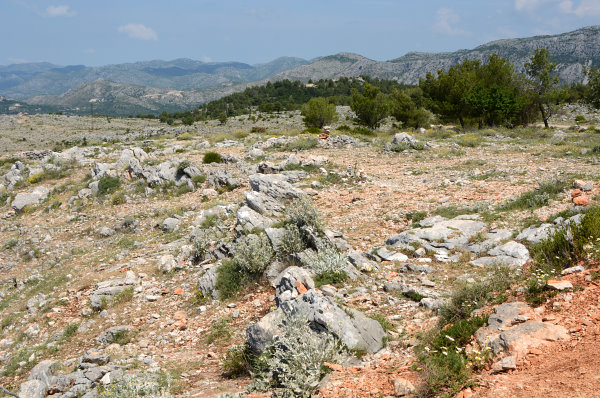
[157,49,600,130]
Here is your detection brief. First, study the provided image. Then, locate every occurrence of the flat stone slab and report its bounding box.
[546,280,573,290]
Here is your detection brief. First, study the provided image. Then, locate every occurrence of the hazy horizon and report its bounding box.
[2,0,600,67]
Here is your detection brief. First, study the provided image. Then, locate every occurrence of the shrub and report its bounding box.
[216,260,243,300]
[284,136,319,151]
[222,345,254,378]
[251,126,266,133]
[233,234,274,275]
[98,175,121,196]
[61,322,80,342]
[456,135,481,148]
[177,132,194,140]
[111,191,126,205]
[277,223,308,257]
[301,97,338,129]
[575,115,586,124]
[250,317,342,397]
[304,245,348,287]
[206,317,233,345]
[192,175,206,185]
[203,152,222,164]
[97,374,174,398]
[438,267,514,326]
[287,197,323,231]
[407,211,428,226]
[499,179,567,211]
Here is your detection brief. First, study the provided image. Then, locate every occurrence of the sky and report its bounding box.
[1,0,599,67]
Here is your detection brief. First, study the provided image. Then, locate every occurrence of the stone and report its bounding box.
[573,195,590,206]
[392,378,415,396]
[471,241,530,268]
[96,326,132,345]
[378,248,408,262]
[198,264,220,299]
[248,173,305,201]
[236,206,275,232]
[18,380,47,398]
[494,355,516,371]
[81,349,110,365]
[245,191,285,216]
[161,217,180,232]
[516,223,555,244]
[274,266,315,305]
[562,265,585,275]
[11,186,50,211]
[265,260,287,288]
[207,170,240,191]
[546,280,573,290]
[391,132,419,147]
[247,290,385,355]
[157,254,177,273]
[28,359,59,385]
[98,227,115,237]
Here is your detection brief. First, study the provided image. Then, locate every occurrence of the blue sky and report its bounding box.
[2,0,599,66]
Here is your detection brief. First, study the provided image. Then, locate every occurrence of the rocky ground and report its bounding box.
[1,107,600,398]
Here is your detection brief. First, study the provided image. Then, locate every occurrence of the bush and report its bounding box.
[206,317,233,345]
[222,345,255,378]
[111,191,126,205]
[499,179,567,211]
[97,374,174,398]
[203,152,222,164]
[177,132,194,140]
[192,175,206,185]
[251,126,266,133]
[233,234,274,275]
[304,245,348,287]
[287,197,323,231]
[575,115,586,124]
[456,135,481,148]
[301,97,338,129]
[284,136,319,151]
[98,175,121,196]
[250,317,342,397]
[216,260,243,300]
[277,223,308,257]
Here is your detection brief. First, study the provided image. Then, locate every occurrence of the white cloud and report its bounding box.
[514,0,543,11]
[46,5,76,17]
[559,0,600,16]
[433,8,466,35]
[117,24,158,41]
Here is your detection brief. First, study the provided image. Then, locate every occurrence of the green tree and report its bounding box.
[390,89,431,128]
[350,83,389,129]
[586,66,600,109]
[300,97,338,128]
[524,48,559,128]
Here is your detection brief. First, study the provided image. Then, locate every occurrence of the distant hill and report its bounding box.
[27,79,248,117]
[3,25,599,116]
[0,57,309,99]
[270,26,600,84]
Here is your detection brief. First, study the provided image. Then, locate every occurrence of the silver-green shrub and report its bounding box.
[250,316,342,397]
[98,374,174,398]
[277,223,308,256]
[304,244,346,276]
[233,233,274,275]
[287,197,323,231]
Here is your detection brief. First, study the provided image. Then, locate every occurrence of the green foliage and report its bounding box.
[456,134,481,147]
[111,191,126,205]
[222,345,255,378]
[192,175,206,185]
[438,267,514,326]
[575,115,587,124]
[390,88,432,128]
[369,314,394,332]
[277,223,309,257]
[350,83,390,129]
[531,206,600,273]
[203,152,222,164]
[417,316,489,397]
[216,260,243,300]
[301,97,338,128]
[314,269,349,288]
[525,48,560,128]
[177,132,194,140]
[112,329,133,346]
[233,233,274,275]
[98,175,121,196]
[586,66,600,109]
[287,197,324,231]
[61,321,80,342]
[206,317,233,345]
[499,179,567,211]
[283,136,319,151]
[407,211,428,226]
[304,245,347,285]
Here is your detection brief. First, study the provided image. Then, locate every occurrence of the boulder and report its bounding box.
[274,266,314,305]
[18,380,47,398]
[11,186,50,211]
[245,191,285,216]
[28,359,59,386]
[249,174,304,201]
[96,326,133,345]
[160,217,180,232]
[236,206,275,232]
[392,132,419,147]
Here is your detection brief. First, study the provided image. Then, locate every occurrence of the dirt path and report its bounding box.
[473,270,600,398]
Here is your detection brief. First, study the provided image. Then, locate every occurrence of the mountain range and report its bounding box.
[2,25,599,116]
